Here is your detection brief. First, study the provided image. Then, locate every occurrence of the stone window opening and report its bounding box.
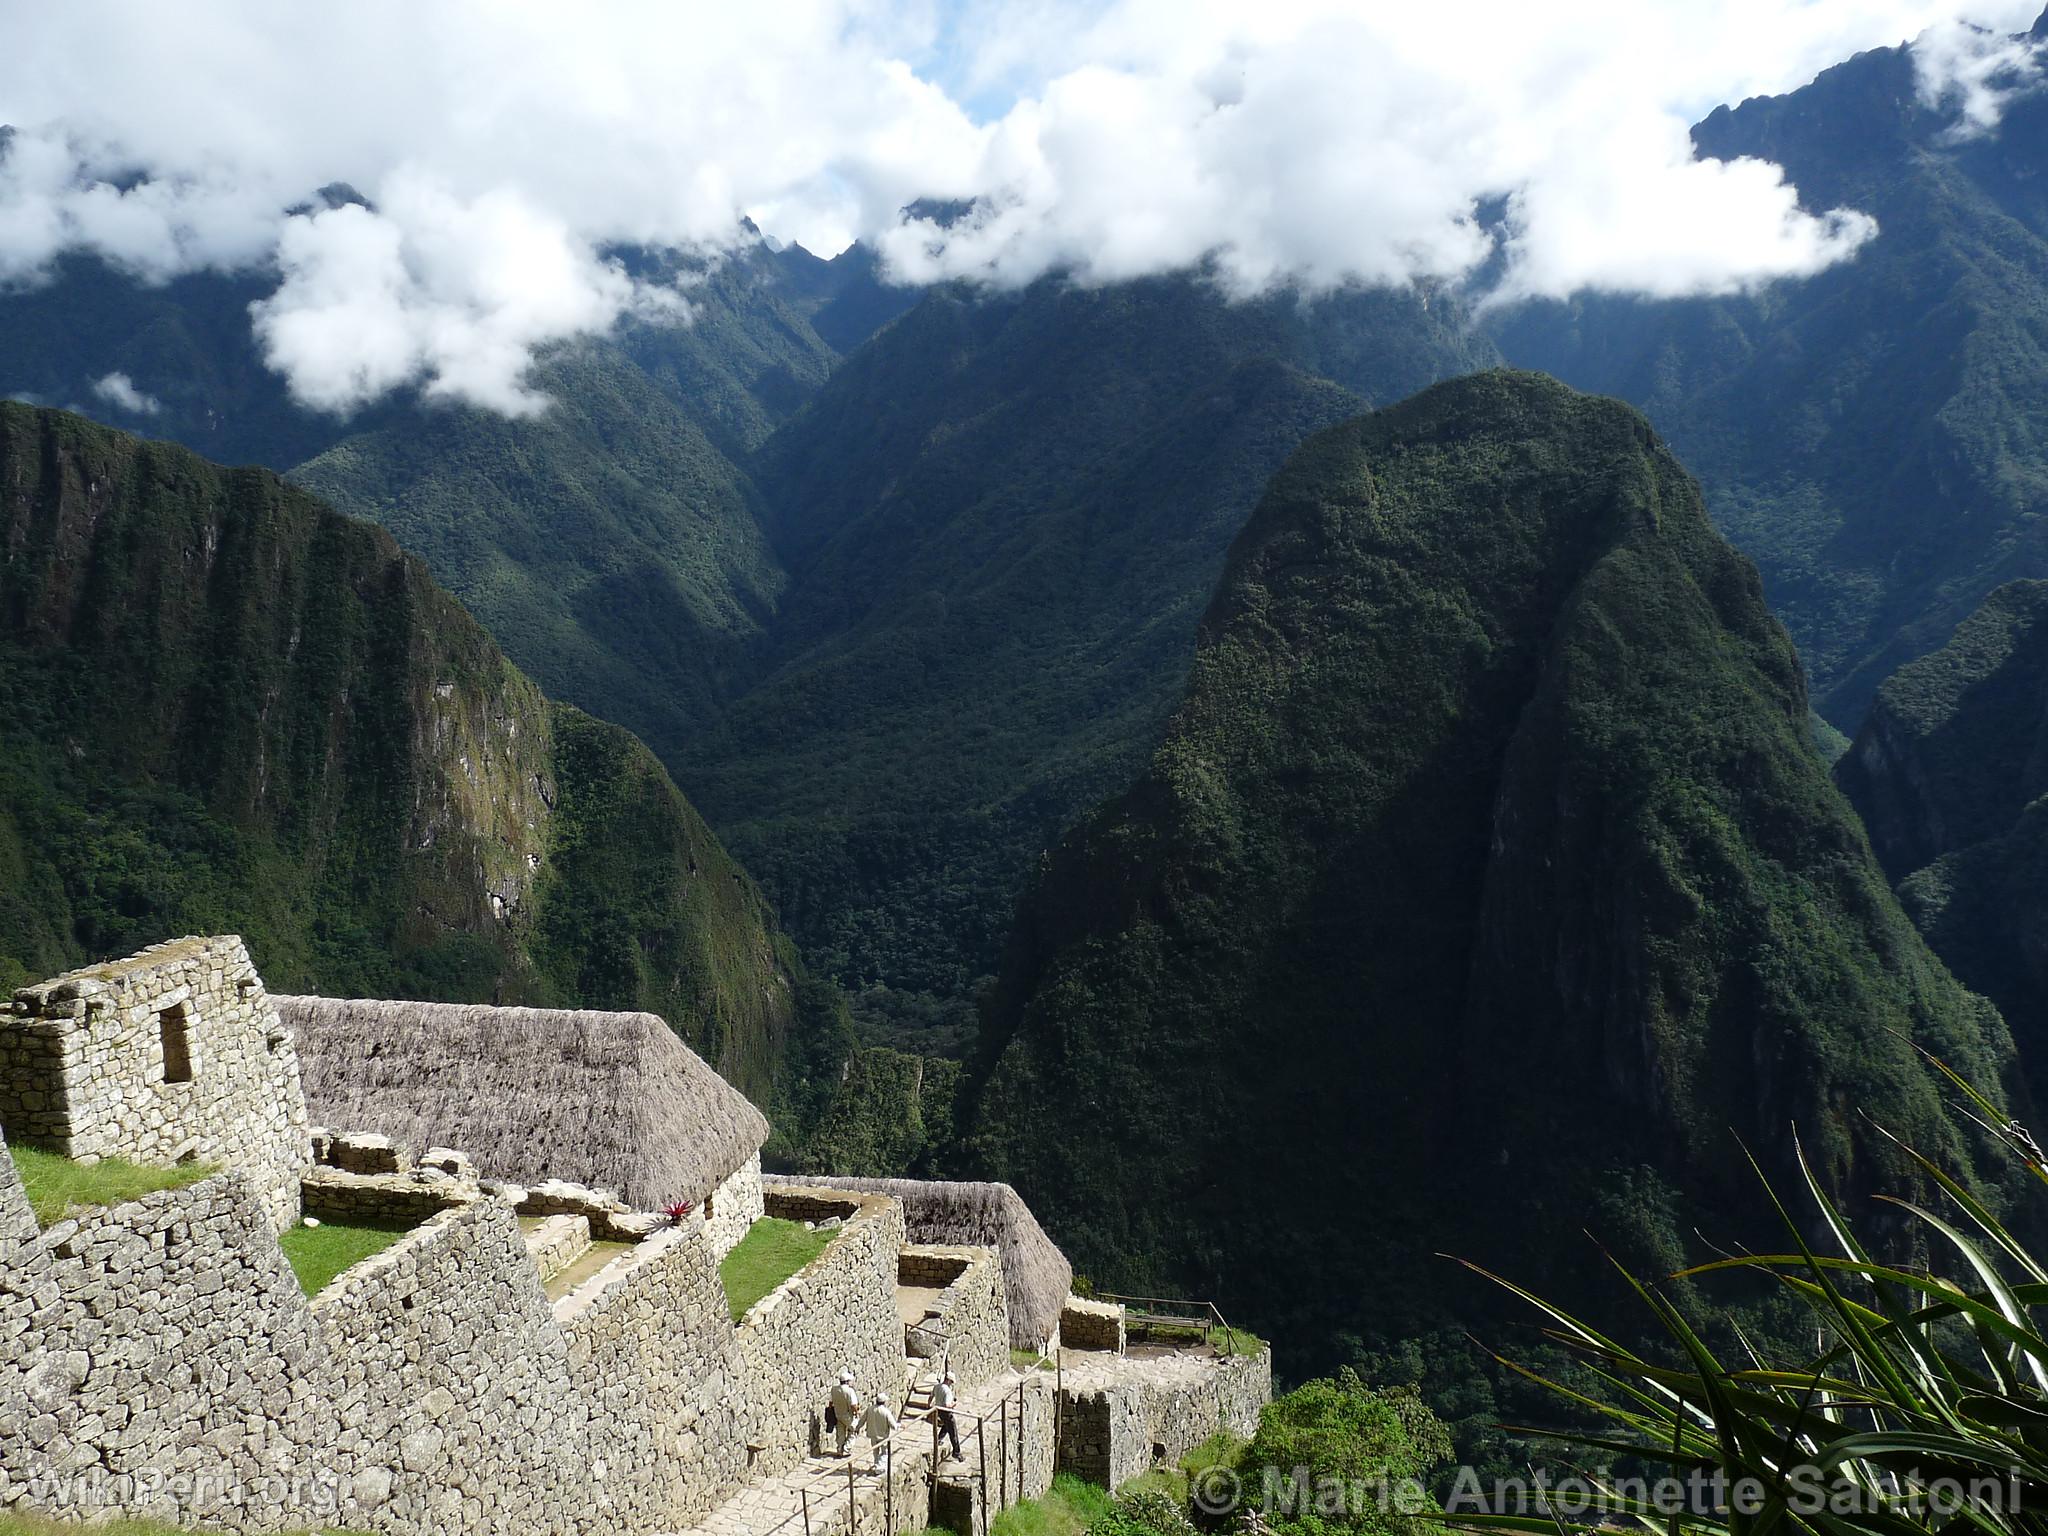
[159,1002,195,1084]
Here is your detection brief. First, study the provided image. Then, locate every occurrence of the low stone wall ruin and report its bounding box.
[703,1152,764,1261]
[1058,1296,1126,1353]
[900,1244,1011,1390]
[1057,1347,1273,1490]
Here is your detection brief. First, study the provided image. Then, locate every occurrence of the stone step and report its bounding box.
[524,1211,591,1281]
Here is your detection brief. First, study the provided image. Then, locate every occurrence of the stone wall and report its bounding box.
[0,937,309,1230]
[1058,1297,1126,1353]
[562,1214,752,1527]
[0,1160,339,1530]
[736,1186,907,1477]
[299,1166,481,1227]
[900,1246,1010,1391]
[703,1152,764,1261]
[313,1199,593,1534]
[0,1136,764,1536]
[1057,1348,1273,1490]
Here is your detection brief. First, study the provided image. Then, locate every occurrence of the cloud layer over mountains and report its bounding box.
[1,0,2041,414]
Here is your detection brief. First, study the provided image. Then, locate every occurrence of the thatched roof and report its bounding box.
[280,997,769,1208]
[771,1175,1071,1348]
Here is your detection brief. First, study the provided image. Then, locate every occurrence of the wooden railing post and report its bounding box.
[977,1404,991,1536]
[802,1487,813,1536]
[848,1459,858,1536]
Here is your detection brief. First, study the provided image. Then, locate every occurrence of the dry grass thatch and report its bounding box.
[770,1175,1071,1348]
[280,997,769,1208]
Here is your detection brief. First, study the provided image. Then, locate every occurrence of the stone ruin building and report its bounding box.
[0,935,1271,1536]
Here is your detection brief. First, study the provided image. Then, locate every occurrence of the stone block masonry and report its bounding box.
[1057,1348,1273,1490]
[736,1186,907,1478]
[312,1198,595,1533]
[900,1245,1011,1391]
[561,1212,752,1527]
[0,1155,336,1531]
[1058,1296,1126,1353]
[704,1152,765,1261]
[0,937,309,1231]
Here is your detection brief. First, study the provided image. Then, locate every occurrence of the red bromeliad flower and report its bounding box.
[665,1199,695,1225]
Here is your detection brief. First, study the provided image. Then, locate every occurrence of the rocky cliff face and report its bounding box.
[1837,579,2048,1098]
[956,371,2019,1387]
[0,402,817,1098]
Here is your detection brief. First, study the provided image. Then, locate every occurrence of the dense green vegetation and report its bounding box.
[7,1143,217,1227]
[691,277,1494,1021]
[1494,19,2048,729]
[990,1474,1117,1536]
[954,372,2020,1447]
[277,1218,412,1297]
[719,1214,832,1319]
[0,402,833,1101]
[1836,579,2048,1100]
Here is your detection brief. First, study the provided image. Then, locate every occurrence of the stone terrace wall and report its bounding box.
[562,1212,752,1527]
[0,937,308,1230]
[703,1152,764,1261]
[1058,1349,1273,1490]
[313,1200,593,1533]
[0,1161,338,1530]
[0,1129,69,1515]
[737,1186,906,1477]
[900,1246,1010,1390]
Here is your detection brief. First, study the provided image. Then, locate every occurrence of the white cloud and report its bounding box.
[91,371,159,415]
[1914,16,2048,134]
[0,0,2039,414]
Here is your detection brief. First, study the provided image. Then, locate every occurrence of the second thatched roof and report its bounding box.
[280,997,769,1208]
[771,1174,1072,1348]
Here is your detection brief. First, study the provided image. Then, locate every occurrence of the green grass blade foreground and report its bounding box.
[1461,1065,2048,1536]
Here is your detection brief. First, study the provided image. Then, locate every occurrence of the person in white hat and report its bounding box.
[930,1369,963,1460]
[828,1368,862,1456]
[859,1388,899,1467]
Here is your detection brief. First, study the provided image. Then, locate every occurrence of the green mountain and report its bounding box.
[680,277,1496,1014]
[1494,13,2048,728]
[1837,579,2048,1097]
[954,371,2018,1384]
[287,345,786,774]
[0,401,836,1102]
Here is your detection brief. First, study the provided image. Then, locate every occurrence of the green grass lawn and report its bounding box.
[720,1215,832,1320]
[7,1143,218,1227]
[278,1218,414,1297]
[989,1474,1113,1536]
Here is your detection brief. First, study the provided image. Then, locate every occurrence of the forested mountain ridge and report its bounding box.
[1837,578,2048,1102]
[954,371,2020,1400]
[0,401,841,1104]
[687,277,1496,1015]
[1494,13,2048,727]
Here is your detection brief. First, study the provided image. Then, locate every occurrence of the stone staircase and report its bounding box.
[677,1367,1050,1536]
[527,1212,591,1280]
